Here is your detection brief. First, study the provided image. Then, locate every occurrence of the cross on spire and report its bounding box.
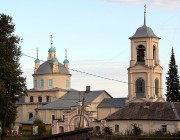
[144,4,146,26]
[50,34,53,48]
[36,48,39,59]
[65,49,67,60]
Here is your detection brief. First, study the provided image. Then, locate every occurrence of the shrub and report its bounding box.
[131,123,142,136]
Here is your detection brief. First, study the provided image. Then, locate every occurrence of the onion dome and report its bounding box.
[52,57,58,62]
[63,59,69,64]
[34,60,70,75]
[48,47,56,52]
[35,59,40,63]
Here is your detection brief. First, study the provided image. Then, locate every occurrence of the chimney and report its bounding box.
[86,86,91,93]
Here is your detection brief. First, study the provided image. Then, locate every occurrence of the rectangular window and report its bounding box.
[34,80,37,88]
[40,79,44,88]
[162,125,167,132]
[66,80,69,88]
[48,79,53,87]
[38,96,42,102]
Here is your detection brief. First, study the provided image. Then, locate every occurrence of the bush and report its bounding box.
[131,123,142,136]
[103,127,112,135]
[33,118,46,136]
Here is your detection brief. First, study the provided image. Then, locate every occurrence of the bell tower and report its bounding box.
[127,5,164,102]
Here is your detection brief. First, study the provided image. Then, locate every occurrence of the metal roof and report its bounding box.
[98,98,126,108]
[106,102,180,121]
[129,25,160,39]
[34,60,70,75]
[38,90,109,110]
[22,115,50,125]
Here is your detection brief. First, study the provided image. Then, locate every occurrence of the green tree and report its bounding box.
[33,118,46,136]
[166,48,180,102]
[0,14,27,139]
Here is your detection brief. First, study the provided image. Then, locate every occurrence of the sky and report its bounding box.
[1,0,180,98]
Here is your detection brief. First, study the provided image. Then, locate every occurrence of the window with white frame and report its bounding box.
[115,124,119,132]
[40,79,44,88]
[48,79,53,87]
[162,125,167,132]
[30,96,34,103]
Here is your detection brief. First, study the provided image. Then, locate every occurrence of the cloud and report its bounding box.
[103,0,180,9]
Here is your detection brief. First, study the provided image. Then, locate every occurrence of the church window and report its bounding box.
[136,78,145,98]
[34,80,37,88]
[155,79,159,97]
[29,113,33,119]
[46,96,50,102]
[40,79,44,88]
[153,45,156,60]
[30,96,34,103]
[48,79,53,87]
[137,45,146,64]
[115,124,119,132]
[66,80,69,88]
[162,125,167,132]
[38,96,42,102]
[52,115,55,123]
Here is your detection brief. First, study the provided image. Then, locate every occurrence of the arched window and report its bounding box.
[137,45,146,64]
[153,45,156,60]
[59,126,64,133]
[155,79,159,97]
[136,78,145,98]
[38,96,42,102]
[30,96,34,103]
[115,124,119,132]
[29,113,33,119]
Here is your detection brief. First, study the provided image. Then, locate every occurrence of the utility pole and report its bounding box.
[78,92,85,128]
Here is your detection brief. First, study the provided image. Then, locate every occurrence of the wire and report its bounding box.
[22,53,167,91]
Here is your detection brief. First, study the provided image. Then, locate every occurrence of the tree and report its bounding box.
[33,118,46,136]
[0,14,27,139]
[166,48,180,102]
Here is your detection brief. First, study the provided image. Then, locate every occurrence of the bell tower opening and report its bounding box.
[153,45,156,60]
[137,45,146,64]
[136,78,145,98]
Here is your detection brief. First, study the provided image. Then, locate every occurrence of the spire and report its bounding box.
[144,4,146,26]
[50,34,53,48]
[63,48,69,64]
[36,48,39,59]
[65,49,67,60]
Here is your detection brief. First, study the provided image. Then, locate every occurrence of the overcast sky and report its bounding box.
[1,0,180,97]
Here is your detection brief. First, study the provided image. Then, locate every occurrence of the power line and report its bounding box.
[22,53,167,91]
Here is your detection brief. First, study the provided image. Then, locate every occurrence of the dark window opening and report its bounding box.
[137,45,146,64]
[115,124,119,132]
[29,113,33,119]
[46,96,50,102]
[155,79,159,97]
[153,46,156,60]
[30,96,34,103]
[162,125,167,132]
[38,96,42,102]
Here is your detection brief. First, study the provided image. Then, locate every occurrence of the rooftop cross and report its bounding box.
[50,34,53,48]
[65,49,67,60]
[36,48,39,59]
[144,4,146,26]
